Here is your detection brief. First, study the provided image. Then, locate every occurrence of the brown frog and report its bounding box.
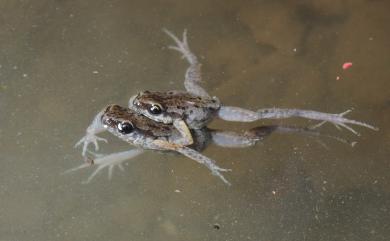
[128,29,378,146]
[72,105,353,184]
[75,104,231,184]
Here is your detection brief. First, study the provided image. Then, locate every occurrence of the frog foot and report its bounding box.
[254,108,378,136]
[74,134,108,156]
[308,109,379,136]
[203,165,231,186]
[64,149,144,183]
[163,28,198,67]
[175,146,232,186]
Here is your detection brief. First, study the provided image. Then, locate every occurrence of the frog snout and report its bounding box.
[128,95,139,108]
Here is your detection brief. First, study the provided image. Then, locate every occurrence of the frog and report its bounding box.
[72,104,353,184]
[128,29,378,146]
[75,104,232,185]
[129,90,221,146]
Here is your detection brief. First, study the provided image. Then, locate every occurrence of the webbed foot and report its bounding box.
[75,134,108,157]
[255,108,378,135]
[163,28,197,65]
[176,146,232,186]
[163,28,210,97]
[308,109,379,135]
[64,149,144,183]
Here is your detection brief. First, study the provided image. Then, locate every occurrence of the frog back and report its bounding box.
[136,90,221,129]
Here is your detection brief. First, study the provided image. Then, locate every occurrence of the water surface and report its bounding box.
[0,0,389,240]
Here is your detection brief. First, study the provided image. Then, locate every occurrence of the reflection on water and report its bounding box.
[0,0,389,240]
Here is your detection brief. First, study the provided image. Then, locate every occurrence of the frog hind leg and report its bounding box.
[210,130,259,148]
[163,28,210,98]
[218,106,378,135]
[210,125,282,148]
[64,149,144,183]
[256,108,378,135]
[211,125,355,149]
[245,125,355,146]
[217,106,259,122]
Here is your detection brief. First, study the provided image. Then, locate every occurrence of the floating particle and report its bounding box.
[342,62,353,70]
[213,224,220,230]
[336,76,340,80]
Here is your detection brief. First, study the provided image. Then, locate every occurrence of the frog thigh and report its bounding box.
[210,130,257,148]
[217,106,259,122]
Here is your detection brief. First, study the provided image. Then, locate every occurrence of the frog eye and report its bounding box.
[117,122,134,134]
[148,104,163,115]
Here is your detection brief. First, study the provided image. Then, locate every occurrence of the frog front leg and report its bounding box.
[217,106,378,135]
[176,146,232,186]
[163,29,210,98]
[151,139,231,185]
[75,109,108,156]
[173,119,194,146]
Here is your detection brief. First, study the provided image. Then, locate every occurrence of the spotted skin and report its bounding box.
[130,90,220,129]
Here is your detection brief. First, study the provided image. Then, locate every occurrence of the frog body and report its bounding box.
[130,90,220,129]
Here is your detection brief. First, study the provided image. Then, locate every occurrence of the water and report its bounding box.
[0,1,389,240]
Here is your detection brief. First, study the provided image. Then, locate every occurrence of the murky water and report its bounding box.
[0,0,389,240]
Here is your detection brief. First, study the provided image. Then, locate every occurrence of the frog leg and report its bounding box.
[163,29,210,98]
[75,110,108,156]
[176,146,232,186]
[218,106,378,135]
[211,125,310,148]
[217,106,259,122]
[173,119,194,146]
[152,139,231,185]
[210,130,259,148]
[64,149,144,183]
[211,125,355,148]
[245,125,355,146]
[256,108,378,135]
